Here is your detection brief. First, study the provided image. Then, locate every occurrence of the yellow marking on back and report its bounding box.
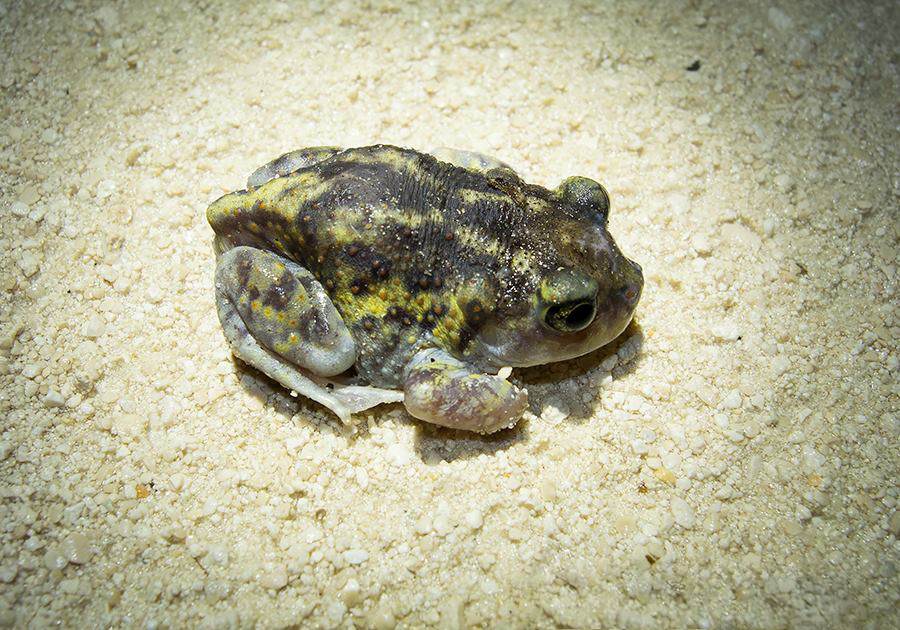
[329,211,361,246]
[510,249,536,271]
[431,296,466,347]
[207,170,329,233]
[364,204,444,234]
[458,187,508,205]
[333,278,411,323]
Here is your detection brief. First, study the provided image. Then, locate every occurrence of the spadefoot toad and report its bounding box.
[207,145,642,433]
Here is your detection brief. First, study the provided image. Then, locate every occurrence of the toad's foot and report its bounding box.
[403,349,528,434]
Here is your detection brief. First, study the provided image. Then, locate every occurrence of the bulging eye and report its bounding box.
[544,298,597,332]
[539,268,599,333]
[557,176,610,224]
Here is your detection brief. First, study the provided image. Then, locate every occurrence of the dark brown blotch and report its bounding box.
[407,270,444,294]
[463,299,487,328]
[370,258,391,279]
[349,277,368,296]
[297,305,330,339]
[261,270,297,309]
[354,315,381,337]
[456,326,474,352]
[235,252,253,287]
[386,305,414,326]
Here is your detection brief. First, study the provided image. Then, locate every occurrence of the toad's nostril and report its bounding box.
[622,282,641,307]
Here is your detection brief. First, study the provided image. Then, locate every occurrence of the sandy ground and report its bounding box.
[1,0,898,628]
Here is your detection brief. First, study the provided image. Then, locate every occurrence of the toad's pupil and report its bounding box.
[546,300,596,332]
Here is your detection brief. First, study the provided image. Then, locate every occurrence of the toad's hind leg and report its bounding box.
[247,146,343,188]
[216,246,382,422]
[215,246,356,377]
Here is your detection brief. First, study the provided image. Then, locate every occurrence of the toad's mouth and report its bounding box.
[472,307,639,369]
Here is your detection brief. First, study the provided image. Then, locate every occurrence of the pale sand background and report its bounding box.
[1,1,897,628]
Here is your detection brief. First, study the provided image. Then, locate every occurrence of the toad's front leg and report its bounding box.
[403,349,528,434]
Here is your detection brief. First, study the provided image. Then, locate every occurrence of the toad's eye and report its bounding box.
[557,176,610,224]
[544,299,597,332]
[539,269,599,333]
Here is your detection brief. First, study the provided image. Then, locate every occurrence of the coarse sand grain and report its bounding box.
[0,1,897,628]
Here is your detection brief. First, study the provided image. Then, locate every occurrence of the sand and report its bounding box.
[1,1,897,628]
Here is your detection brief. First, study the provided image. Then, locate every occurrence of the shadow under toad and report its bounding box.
[515,318,646,425]
[411,319,645,461]
[230,318,644,461]
[412,418,530,462]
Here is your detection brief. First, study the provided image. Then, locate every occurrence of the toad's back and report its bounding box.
[207,145,559,386]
